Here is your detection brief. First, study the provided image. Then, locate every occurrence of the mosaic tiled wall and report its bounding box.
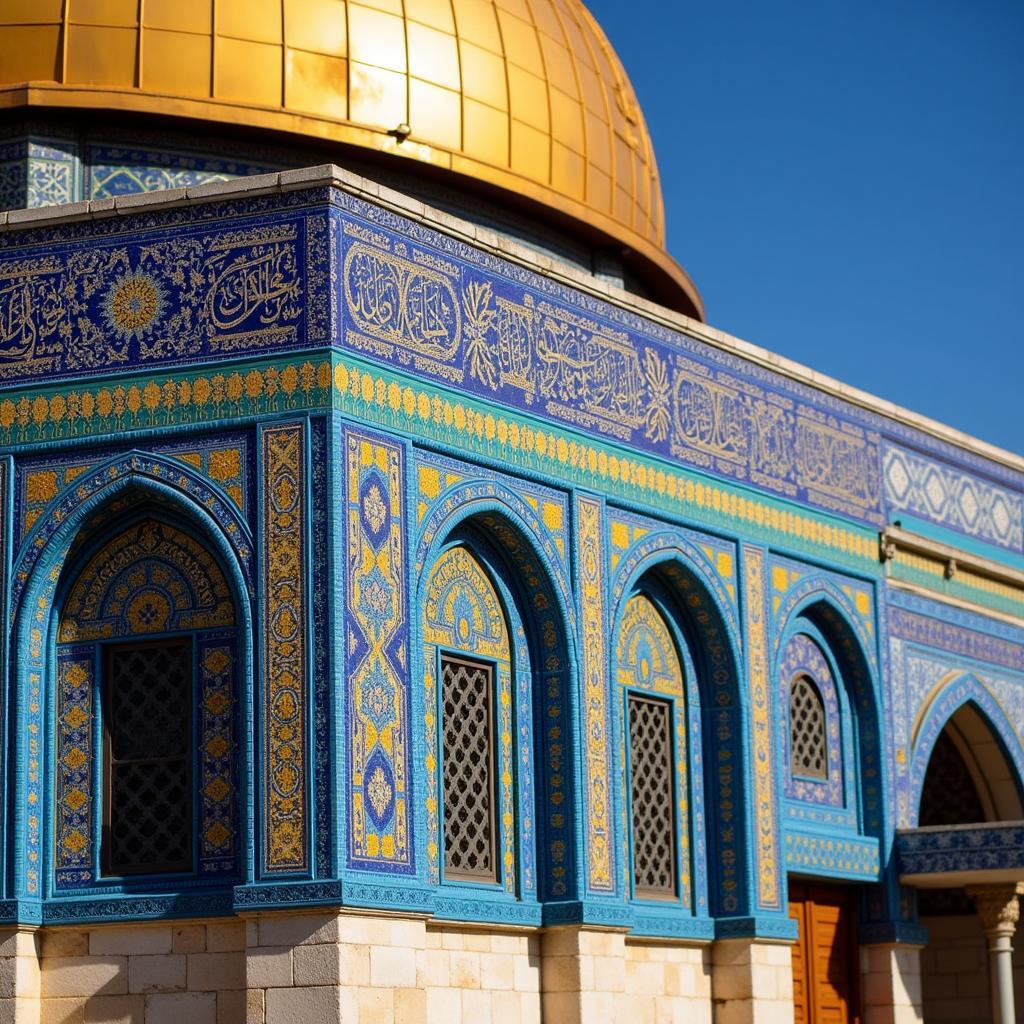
[345,429,412,873]
[87,144,276,200]
[261,423,309,874]
[0,177,1018,936]
[0,200,329,387]
[0,132,279,209]
[338,213,883,527]
[884,443,1023,553]
[886,590,1024,829]
[742,544,782,912]
[576,494,614,895]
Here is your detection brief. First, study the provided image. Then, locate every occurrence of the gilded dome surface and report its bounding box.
[0,0,701,317]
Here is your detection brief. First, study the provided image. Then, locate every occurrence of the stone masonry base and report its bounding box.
[0,911,812,1023]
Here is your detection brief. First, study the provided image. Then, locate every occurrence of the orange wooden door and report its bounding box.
[789,883,861,1024]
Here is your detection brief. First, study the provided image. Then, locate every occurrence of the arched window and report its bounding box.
[778,630,844,807]
[423,544,531,894]
[789,674,828,781]
[616,591,687,902]
[55,516,239,887]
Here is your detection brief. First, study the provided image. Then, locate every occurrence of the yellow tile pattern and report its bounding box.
[0,1,698,312]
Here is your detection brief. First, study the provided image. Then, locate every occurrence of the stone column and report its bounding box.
[967,882,1024,1024]
[710,938,794,1024]
[860,943,924,1024]
[0,927,41,1023]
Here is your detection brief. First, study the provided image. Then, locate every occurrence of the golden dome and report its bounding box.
[0,0,701,317]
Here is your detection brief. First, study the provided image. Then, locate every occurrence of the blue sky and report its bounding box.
[590,1,1023,454]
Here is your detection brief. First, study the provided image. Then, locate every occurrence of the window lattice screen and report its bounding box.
[441,656,496,881]
[105,642,192,874]
[789,675,828,780]
[628,694,676,897]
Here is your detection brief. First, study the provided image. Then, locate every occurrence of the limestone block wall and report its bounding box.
[38,919,246,1024]
[920,914,1024,1024]
[860,943,923,1024]
[244,911,543,1024]
[710,939,795,1024]
[7,911,801,1023]
[622,939,712,1024]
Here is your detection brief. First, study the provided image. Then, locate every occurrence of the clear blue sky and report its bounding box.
[590,1,1023,454]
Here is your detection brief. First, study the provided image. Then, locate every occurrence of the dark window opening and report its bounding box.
[918,730,986,827]
[441,655,497,883]
[790,674,829,780]
[102,640,193,876]
[628,692,677,899]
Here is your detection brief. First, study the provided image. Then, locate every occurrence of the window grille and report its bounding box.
[441,656,497,882]
[628,693,676,898]
[103,641,192,875]
[790,675,828,780]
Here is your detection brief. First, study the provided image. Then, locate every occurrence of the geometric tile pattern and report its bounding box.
[883,443,1023,552]
[346,430,412,872]
[18,436,250,545]
[261,423,308,873]
[785,831,880,878]
[54,652,94,886]
[88,144,275,200]
[742,544,781,911]
[576,494,613,894]
[57,519,235,642]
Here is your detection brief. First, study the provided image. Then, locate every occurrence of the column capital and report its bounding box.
[966,883,1024,939]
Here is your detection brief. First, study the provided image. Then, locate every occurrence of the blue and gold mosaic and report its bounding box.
[346,430,412,872]
[261,423,308,874]
[0,178,1018,941]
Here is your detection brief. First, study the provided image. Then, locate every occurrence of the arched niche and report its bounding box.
[415,490,577,906]
[610,534,744,919]
[774,585,885,843]
[614,583,697,910]
[8,454,253,900]
[53,511,244,888]
[917,702,1024,826]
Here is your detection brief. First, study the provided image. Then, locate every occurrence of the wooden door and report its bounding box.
[789,882,861,1024]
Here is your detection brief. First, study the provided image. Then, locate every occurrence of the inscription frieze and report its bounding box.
[339,221,884,525]
[0,216,314,385]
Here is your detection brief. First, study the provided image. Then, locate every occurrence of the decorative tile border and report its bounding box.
[260,423,308,873]
[784,831,880,878]
[743,545,781,910]
[345,429,413,873]
[577,494,613,894]
[896,823,1024,876]
[884,443,1022,553]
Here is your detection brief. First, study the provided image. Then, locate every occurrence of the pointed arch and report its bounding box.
[910,676,1024,826]
[773,577,885,841]
[9,453,254,900]
[415,479,578,905]
[610,529,745,919]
